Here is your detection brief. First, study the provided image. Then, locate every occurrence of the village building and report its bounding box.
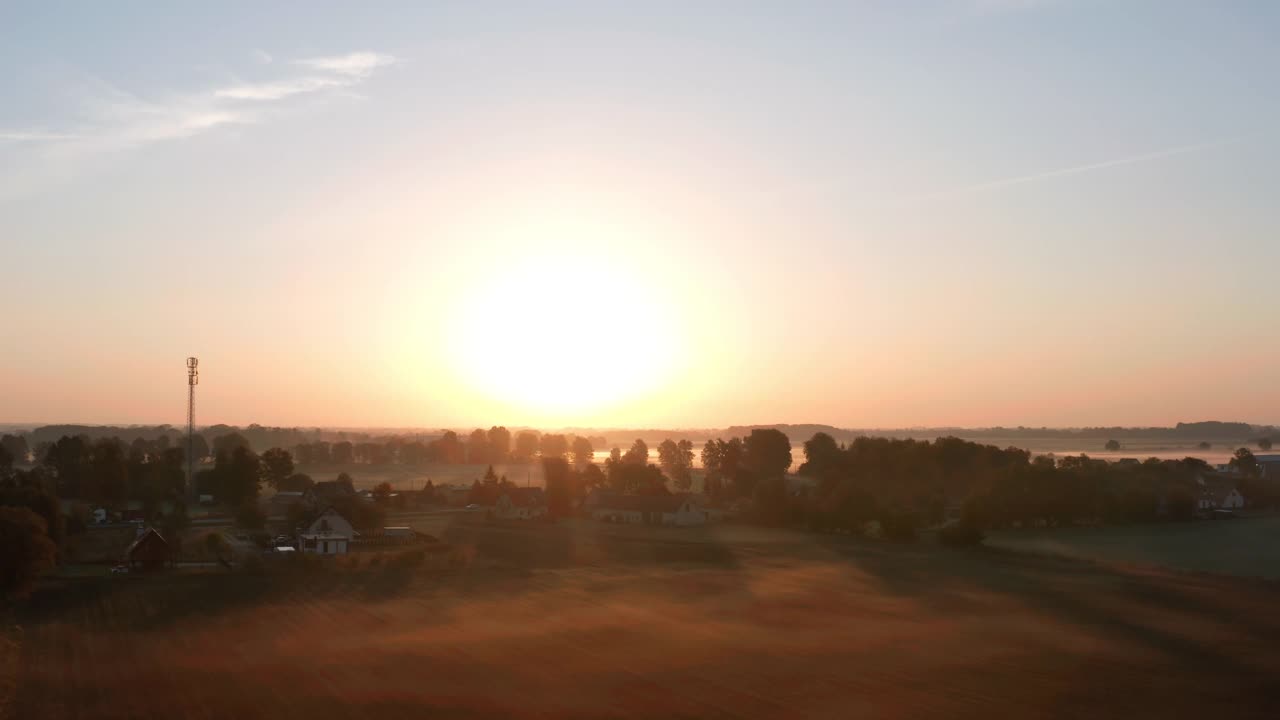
[591,493,707,527]
[495,487,547,520]
[299,507,355,555]
[126,528,172,571]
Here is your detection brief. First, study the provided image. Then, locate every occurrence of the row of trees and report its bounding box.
[294,428,599,467]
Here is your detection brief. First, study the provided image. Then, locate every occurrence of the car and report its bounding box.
[110,565,129,575]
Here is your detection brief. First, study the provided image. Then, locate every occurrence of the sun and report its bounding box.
[447,255,679,419]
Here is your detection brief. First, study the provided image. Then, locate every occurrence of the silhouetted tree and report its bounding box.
[259,448,295,490]
[1230,447,1260,478]
[744,429,792,480]
[571,436,595,467]
[331,441,355,465]
[540,433,569,460]
[1,434,30,466]
[468,429,489,464]
[488,426,512,463]
[623,439,649,466]
[1260,438,1274,451]
[657,439,694,490]
[1104,439,1121,452]
[514,431,539,461]
[212,432,251,456]
[0,507,57,598]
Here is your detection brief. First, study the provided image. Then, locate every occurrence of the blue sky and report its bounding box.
[2,1,1278,428]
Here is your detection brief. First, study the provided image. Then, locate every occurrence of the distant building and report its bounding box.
[1198,484,1245,511]
[495,487,547,520]
[1254,455,1280,479]
[592,493,706,527]
[126,528,172,571]
[299,507,354,555]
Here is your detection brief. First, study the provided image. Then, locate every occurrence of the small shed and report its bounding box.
[126,528,172,571]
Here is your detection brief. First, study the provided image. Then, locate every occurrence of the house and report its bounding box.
[1254,454,1280,479]
[495,487,547,520]
[1198,485,1245,511]
[592,493,707,527]
[298,507,355,555]
[126,528,172,571]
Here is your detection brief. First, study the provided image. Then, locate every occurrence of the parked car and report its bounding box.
[110,565,129,575]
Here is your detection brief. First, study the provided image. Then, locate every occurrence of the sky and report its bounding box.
[2,1,1278,430]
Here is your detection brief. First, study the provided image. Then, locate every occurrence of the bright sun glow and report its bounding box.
[448,255,679,418]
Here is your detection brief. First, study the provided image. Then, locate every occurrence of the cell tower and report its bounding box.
[186,357,199,502]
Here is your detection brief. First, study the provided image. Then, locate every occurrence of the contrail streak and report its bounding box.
[932,136,1240,197]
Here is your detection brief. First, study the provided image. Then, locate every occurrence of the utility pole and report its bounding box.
[186,357,199,504]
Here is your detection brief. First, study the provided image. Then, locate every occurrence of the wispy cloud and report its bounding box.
[294,51,396,77]
[0,51,395,196]
[0,49,395,156]
[929,138,1238,197]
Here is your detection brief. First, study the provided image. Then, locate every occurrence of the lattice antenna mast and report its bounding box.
[186,357,199,502]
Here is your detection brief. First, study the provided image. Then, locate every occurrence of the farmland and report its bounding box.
[10,521,1280,719]
[987,515,1280,579]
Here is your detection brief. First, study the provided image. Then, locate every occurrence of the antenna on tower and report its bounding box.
[187,357,199,503]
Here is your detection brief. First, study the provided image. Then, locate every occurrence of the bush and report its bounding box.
[938,521,985,547]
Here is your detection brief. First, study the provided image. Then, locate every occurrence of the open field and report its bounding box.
[988,515,1280,580]
[11,520,1280,719]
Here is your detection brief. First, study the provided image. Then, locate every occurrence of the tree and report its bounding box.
[801,432,841,477]
[514,431,539,461]
[543,457,575,518]
[1198,441,1212,450]
[0,444,12,478]
[43,434,92,498]
[372,481,393,504]
[657,439,694,490]
[88,437,129,507]
[540,433,569,460]
[1260,438,1274,451]
[0,507,57,598]
[571,436,595,467]
[212,432,251,457]
[435,431,463,464]
[468,429,489,464]
[331,441,355,465]
[259,448,295,490]
[1104,439,1121,452]
[1230,447,1260,478]
[1,434,29,466]
[216,446,262,507]
[487,426,512,463]
[623,439,649,466]
[744,429,792,479]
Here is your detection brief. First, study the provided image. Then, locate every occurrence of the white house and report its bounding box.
[592,493,707,527]
[495,487,547,520]
[1199,487,1245,511]
[299,507,355,555]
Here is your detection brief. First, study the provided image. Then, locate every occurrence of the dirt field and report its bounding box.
[12,523,1280,719]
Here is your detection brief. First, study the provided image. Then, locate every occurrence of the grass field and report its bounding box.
[11,518,1280,719]
[987,515,1280,580]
